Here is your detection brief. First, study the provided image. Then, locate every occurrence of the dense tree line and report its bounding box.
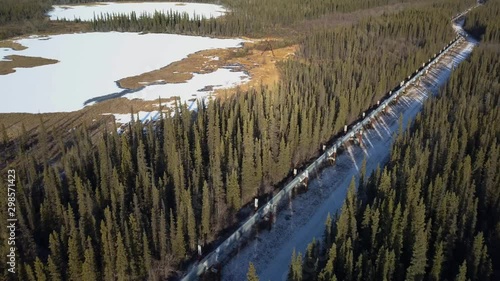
[285,2,500,281]
[88,11,232,35]
[464,3,500,42]
[0,0,476,39]
[52,0,216,3]
[87,0,474,37]
[0,0,53,39]
[286,7,458,124]
[0,0,52,24]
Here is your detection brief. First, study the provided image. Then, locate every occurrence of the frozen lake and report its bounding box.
[49,2,227,21]
[0,32,247,113]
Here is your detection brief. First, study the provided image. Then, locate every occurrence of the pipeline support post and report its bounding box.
[301,170,309,191]
[357,129,363,145]
[327,146,337,164]
[369,116,375,127]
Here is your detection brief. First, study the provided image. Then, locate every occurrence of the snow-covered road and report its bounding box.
[221,37,477,281]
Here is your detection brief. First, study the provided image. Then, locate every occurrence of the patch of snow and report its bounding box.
[221,39,477,281]
[138,79,165,85]
[154,100,178,108]
[124,68,249,107]
[49,2,227,21]
[452,18,466,34]
[104,110,162,124]
[113,111,147,124]
[1,49,12,61]
[0,32,244,113]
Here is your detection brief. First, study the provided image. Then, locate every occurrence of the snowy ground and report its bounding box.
[107,68,250,124]
[49,2,227,21]
[452,18,467,35]
[0,33,246,113]
[103,110,163,124]
[105,68,251,124]
[221,38,477,281]
[124,68,250,110]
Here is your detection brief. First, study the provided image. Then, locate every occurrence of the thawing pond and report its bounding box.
[49,2,227,21]
[0,33,247,113]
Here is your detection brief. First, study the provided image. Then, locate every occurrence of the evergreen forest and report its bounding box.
[285,1,500,280]
[1,0,498,280]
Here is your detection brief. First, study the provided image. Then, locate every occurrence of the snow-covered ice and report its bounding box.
[124,68,250,109]
[49,2,227,21]
[1,48,12,61]
[0,32,246,113]
[221,38,477,281]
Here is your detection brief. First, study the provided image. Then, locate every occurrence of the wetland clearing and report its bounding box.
[0,2,293,121]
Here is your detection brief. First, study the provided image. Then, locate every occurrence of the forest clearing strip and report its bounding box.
[222,7,479,280]
[180,15,474,281]
[224,37,477,280]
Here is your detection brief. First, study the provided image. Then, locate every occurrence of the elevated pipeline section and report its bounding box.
[180,7,477,280]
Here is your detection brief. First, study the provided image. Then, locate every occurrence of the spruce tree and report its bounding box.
[289,249,304,281]
[143,231,152,276]
[47,255,62,281]
[115,231,129,281]
[405,201,427,281]
[226,169,241,211]
[48,232,64,280]
[429,242,444,281]
[247,262,260,281]
[67,233,82,281]
[100,220,115,281]
[34,257,47,281]
[81,238,98,281]
[201,181,211,244]
[455,261,468,281]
